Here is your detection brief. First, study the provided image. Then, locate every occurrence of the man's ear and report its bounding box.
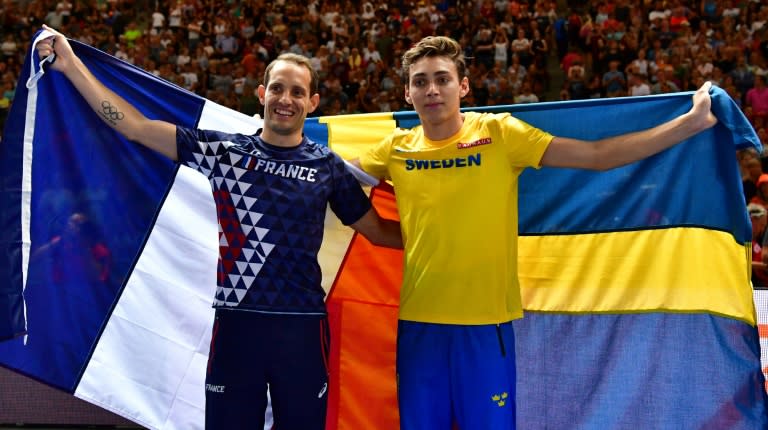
[257,84,266,104]
[459,76,470,98]
[308,93,320,113]
[404,87,412,104]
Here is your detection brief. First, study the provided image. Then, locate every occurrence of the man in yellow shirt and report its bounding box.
[355,35,716,430]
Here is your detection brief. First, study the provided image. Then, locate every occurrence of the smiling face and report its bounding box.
[258,60,319,146]
[405,55,469,140]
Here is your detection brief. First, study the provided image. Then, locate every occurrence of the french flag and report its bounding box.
[0,30,262,429]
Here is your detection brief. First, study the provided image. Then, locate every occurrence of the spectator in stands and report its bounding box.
[122,20,142,48]
[527,60,549,95]
[474,23,495,70]
[740,149,764,203]
[724,77,743,108]
[750,203,768,288]
[363,40,384,73]
[566,57,588,99]
[628,73,651,96]
[553,12,569,61]
[560,39,580,70]
[752,173,768,219]
[701,0,719,24]
[511,27,532,68]
[531,28,549,70]
[0,35,18,60]
[215,27,239,61]
[151,7,165,34]
[586,74,604,98]
[602,59,626,97]
[493,27,509,69]
[626,48,655,81]
[45,4,67,29]
[508,53,527,83]
[651,68,680,94]
[731,55,755,104]
[747,75,768,119]
[514,81,539,104]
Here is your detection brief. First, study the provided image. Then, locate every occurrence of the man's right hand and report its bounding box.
[37,24,76,75]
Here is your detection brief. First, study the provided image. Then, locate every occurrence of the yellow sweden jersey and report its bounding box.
[360,112,553,325]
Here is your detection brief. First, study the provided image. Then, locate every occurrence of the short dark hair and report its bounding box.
[263,53,319,94]
[402,36,467,85]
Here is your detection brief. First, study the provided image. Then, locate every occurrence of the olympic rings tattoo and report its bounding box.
[100,100,125,122]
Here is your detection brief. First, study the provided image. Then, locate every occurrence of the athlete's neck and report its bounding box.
[422,113,465,141]
[260,130,303,148]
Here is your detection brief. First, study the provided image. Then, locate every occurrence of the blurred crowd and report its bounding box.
[0,0,560,124]
[1,1,768,151]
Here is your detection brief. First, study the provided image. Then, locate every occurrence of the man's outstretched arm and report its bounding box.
[37,25,178,161]
[541,81,718,171]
